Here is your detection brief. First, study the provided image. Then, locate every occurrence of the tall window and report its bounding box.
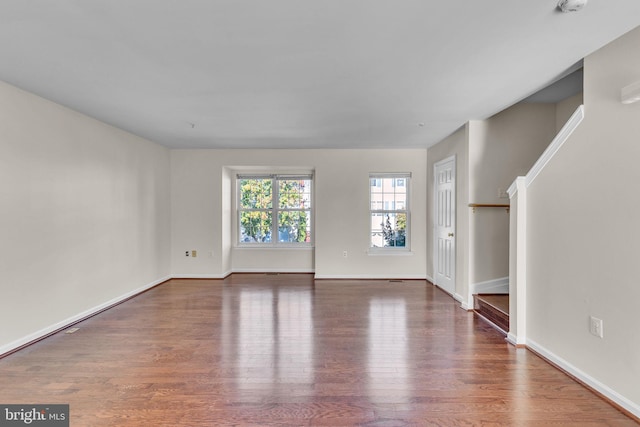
[370,173,410,249]
[238,174,313,245]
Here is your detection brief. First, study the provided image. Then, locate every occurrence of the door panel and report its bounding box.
[434,158,456,295]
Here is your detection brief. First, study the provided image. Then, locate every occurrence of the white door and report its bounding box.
[434,157,456,295]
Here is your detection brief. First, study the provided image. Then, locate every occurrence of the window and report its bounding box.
[369,173,410,249]
[238,174,313,245]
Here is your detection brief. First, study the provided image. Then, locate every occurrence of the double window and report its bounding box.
[237,174,313,245]
[370,173,410,249]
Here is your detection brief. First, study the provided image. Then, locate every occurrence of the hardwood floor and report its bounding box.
[0,274,636,426]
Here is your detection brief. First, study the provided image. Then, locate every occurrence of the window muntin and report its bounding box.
[238,175,312,245]
[369,174,410,249]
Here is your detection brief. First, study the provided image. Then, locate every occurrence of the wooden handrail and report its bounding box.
[468,203,510,213]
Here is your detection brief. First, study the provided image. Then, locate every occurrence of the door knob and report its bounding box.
[448,232,454,237]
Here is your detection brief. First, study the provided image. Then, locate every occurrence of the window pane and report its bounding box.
[370,213,385,248]
[369,174,409,249]
[371,213,406,248]
[379,186,406,209]
[239,211,272,243]
[279,179,311,209]
[239,179,272,209]
[370,200,383,210]
[382,178,396,192]
[370,178,382,193]
[238,174,313,246]
[278,211,311,243]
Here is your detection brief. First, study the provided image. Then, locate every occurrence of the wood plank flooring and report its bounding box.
[0,274,637,426]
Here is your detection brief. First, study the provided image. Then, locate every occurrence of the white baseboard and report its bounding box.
[425,274,434,284]
[175,271,425,280]
[313,274,426,280]
[471,277,509,295]
[232,268,314,274]
[455,293,472,310]
[0,275,171,357]
[172,272,231,279]
[527,338,640,419]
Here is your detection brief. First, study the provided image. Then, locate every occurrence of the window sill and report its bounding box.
[235,245,314,250]
[367,249,414,256]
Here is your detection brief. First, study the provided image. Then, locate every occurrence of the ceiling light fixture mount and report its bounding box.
[557,0,587,13]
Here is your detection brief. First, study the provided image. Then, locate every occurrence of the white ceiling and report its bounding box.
[1,1,639,149]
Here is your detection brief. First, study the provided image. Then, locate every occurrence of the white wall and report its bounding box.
[468,103,556,285]
[221,167,232,274]
[170,149,427,279]
[170,151,229,277]
[170,150,316,276]
[0,81,171,354]
[524,26,640,413]
[556,92,584,132]
[313,149,427,279]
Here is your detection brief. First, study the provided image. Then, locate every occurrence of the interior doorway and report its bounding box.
[433,156,456,296]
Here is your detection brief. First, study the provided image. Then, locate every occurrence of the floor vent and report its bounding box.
[389,280,404,283]
[265,272,280,276]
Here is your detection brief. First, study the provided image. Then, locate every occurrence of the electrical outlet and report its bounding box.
[589,316,604,338]
[192,250,197,257]
[343,251,348,258]
[185,251,189,257]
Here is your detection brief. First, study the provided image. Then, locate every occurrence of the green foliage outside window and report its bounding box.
[381,213,406,247]
[239,179,273,242]
[239,177,311,244]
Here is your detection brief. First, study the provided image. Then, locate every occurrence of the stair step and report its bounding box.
[474,294,509,333]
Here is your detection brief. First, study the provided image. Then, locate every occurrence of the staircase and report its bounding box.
[473,294,509,334]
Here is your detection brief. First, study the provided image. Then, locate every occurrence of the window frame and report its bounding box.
[369,172,411,251]
[237,173,314,247]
